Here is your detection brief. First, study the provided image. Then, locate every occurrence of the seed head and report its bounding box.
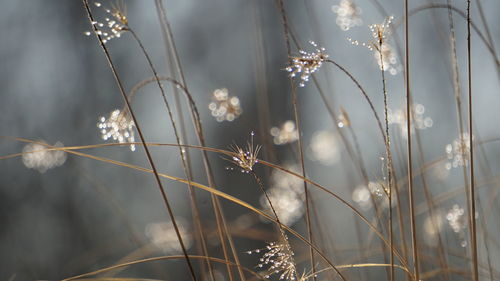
[270,121,299,145]
[368,16,394,45]
[445,133,473,170]
[97,109,136,151]
[286,41,328,87]
[347,16,400,75]
[332,0,362,31]
[246,235,297,280]
[85,1,128,44]
[22,141,67,173]
[446,204,466,233]
[208,88,242,122]
[227,132,261,173]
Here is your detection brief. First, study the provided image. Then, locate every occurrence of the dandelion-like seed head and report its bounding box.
[22,141,67,173]
[446,204,466,233]
[97,109,136,151]
[445,133,473,170]
[145,219,192,254]
[270,121,299,145]
[373,43,399,75]
[270,164,303,194]
[109,0,128,25]
[260,164,305,225]
[348,16,400,75]
[246,235,297,280]
[352,185,372,210]
[368,16,394,44]
[227,132,261,173]
[308,130,340,165]
[259,186,304,226]
[332,0,362,31]
[85,1,128,44]
[387,103,433,138]
[286,41,328,87]
[423,210,444,246]
[368,180,387,197]
[208,88,242,122]
[352,179,389,210]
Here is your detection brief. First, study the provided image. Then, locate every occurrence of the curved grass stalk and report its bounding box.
[63,256,416,281]
[323,60,404,242]
[124,78,236,276]
[4,137,413,276]
[309,262,412,278]
[106,11,237,280]
[324,59,386,144]
[62,255,264,281]
[11,137,500,277]
[15,136,500,273]
[126,27,216,281]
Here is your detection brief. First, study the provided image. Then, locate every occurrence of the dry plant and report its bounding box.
[3,0,499,281]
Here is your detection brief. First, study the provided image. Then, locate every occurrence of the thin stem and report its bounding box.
[377,35,395,281]
[250,171,284,231]
[405,0,420,280]
[276,0,316,277]
[467,1,479,280]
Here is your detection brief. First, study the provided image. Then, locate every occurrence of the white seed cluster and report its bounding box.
[270,164,303,194]
[308,130,340,165]
[208,88,242,122]
[97,109,136,151]
[247,237,297,280]
[388,103,433,138]
[445,133,472,170]
[260,187,304,227]
[373,43,399,75]
[259,164,304,226]
[368,16,394,43]
[332,0,362,31]
[145,220,192,254]
[228,132,261,173]
[348,16,400,75]
[22,141,67,173]
[286,41,328,87]
[369,181,386,197]
[446,204,466,234]
[270,121,299,145]
[352,185,372,211]
[84,2,128,44]
[423,211,444,246]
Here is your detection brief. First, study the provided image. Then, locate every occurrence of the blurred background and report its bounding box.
[1,0,500,280]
